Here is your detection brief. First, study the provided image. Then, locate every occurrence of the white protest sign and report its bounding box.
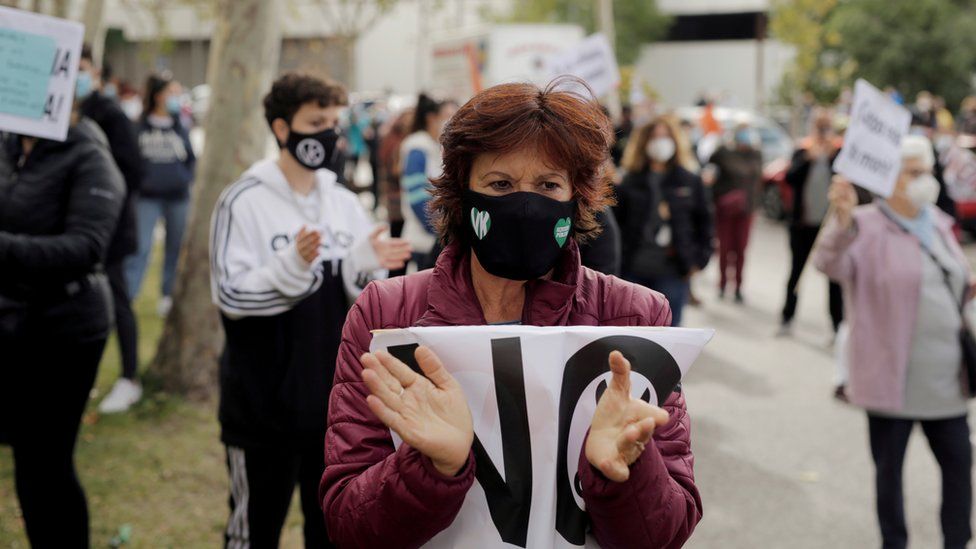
[544,33,620,99]
[370,325,713,548]
[940,144,976,202]
[832,79,912,198]
[0,6,84,141]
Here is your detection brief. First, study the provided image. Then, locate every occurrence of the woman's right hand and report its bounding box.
[360,347,474,477]
[828,176,858,230]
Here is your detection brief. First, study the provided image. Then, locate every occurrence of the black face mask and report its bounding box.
[283,126,339,170]
[463,190,576,281]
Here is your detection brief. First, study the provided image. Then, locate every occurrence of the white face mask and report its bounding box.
[646,137,676,163]
[906,173,940,208]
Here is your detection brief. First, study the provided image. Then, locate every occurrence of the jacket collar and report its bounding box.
[877,201,955,236]
[416,239,582,327]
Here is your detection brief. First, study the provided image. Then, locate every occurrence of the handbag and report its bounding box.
[917,240,976,396]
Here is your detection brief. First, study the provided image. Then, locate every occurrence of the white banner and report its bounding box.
[0,6,84,141]
[370,325,714,548]
[543,33,620,99]
[940,144,976,202]
[832,79,912,198]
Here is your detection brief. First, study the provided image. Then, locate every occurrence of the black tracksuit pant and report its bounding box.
[224,440,334,549]
[782,223,844,331]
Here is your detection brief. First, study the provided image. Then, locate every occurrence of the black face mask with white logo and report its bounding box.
[463,189,576,281]
[283,126,339,170]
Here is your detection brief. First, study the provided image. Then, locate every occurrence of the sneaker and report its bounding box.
[157,296,173,318]
[734,291,745,304]
[776,322,793,337]
[99,378,143,414]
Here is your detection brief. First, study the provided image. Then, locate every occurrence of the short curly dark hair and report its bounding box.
[263,72,348,129]
[430,79,615,245]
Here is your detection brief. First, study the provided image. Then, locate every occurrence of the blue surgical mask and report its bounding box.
[166,96,181,115]
[103,83,118,99]
[75,71,93,100]
[735,130,753,146]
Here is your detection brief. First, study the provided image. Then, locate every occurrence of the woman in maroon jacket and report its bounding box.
[320,81,702,548]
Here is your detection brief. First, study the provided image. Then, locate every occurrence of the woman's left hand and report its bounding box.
[585,351,670,482]
[369,225,413,270]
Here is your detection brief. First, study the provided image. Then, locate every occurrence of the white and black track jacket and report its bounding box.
[209,158,383,319]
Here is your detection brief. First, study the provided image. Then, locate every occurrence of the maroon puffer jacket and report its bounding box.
[320,240,702,548]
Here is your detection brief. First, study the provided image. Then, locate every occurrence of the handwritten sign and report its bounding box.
[544,33,620,99]
[833,79,912,198]
[0,6,84,141]
[371,325,713,548]
[0,28,56,119]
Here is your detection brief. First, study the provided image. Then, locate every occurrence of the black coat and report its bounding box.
[709,146,763,208]
[614,166,714,279]
[0,120,124,338]
[81,91,143,262]
[579,207,622,276]
[784,147,840,227]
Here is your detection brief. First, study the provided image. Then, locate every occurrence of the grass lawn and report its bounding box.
[0,246,307,548]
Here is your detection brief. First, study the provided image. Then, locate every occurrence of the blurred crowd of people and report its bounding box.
[6,34,976,547]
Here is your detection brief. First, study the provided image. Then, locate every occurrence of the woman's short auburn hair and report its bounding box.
[430,79,615,245]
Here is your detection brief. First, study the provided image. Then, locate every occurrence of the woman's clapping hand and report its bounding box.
[586,351,671,482]
[360,347,474,477]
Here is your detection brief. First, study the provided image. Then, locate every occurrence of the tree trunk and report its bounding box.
[52,0,68,17]
[341,36,356,92]
[82,0,106,66]
[151,0,283,399]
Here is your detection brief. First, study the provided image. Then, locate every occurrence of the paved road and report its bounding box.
[681,217,975,549]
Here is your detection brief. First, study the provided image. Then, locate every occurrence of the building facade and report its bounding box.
[635,0,795,110]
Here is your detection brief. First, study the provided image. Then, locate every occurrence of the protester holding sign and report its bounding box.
[0,98,125,546]
[321,80,702,548]
[209,73,410,548]
[616,115,713,326]
[778,109,845,338]
[813,135,973,549]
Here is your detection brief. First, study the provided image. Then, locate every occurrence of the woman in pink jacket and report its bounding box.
[319,81,702,548]
[814,135,972,549]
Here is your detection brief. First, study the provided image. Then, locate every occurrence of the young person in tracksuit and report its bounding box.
[209,73,411,548]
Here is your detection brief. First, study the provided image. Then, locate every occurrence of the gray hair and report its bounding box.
[901,134,935,169]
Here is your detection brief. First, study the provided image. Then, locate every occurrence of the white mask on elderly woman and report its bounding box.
[906,173,940,208]
[646,137,676,163]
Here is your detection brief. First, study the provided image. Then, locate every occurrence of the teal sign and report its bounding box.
[0,28,57,120]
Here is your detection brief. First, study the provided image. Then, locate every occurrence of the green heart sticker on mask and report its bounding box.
[471,207,491,240]
[553,217,571,247]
